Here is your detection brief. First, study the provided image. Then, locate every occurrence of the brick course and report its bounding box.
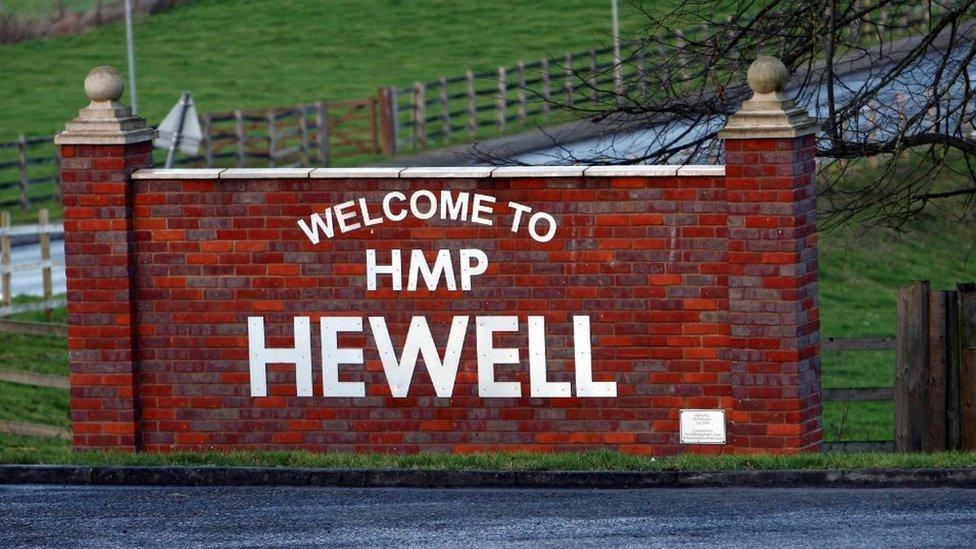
[59,140,820,455]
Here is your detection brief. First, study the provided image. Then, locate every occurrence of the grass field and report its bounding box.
[0,0,648,141]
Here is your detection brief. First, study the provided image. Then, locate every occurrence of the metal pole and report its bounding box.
[611,0,622,103]
[164,92,189,169]
[124,0,138,113]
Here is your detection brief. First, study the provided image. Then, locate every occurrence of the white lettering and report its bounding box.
[528,316,571,397]
[528,212,557,242]
[366,249,402,291]
[407,249,456,291]
[573,315,616,397]
[369,316,468,398]
[247,316,312,397]
[475,316,522,398]
[458,249,488,291]
[297,211,335,244]
[321,317,365,397]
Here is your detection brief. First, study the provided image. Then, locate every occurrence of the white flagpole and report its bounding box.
[124,0,138,114]
[611,0,622,103]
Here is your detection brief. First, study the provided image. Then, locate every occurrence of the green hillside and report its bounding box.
[0,0,647,140]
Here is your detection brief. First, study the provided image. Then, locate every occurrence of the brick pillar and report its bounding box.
[718,56,822,453]
[54,66,155,451]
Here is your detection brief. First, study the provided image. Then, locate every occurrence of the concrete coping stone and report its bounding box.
[131,165,726,180]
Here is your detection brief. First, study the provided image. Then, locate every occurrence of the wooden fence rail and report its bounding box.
[389,2,940,152]
[0,208,64,317]
[0,2,947,212]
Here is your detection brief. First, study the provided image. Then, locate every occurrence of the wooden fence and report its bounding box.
[821,336,896,453]
[389,2,940,152]
[0,209,64,317]
[894,281,976,452]
[0,135,59,210]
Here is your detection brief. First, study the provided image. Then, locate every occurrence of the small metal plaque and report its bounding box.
[679,409,726,444]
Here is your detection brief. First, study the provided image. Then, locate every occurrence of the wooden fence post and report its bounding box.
[540,57,551,117]
[0,211,10,308]
[376,87,398,156]
[369,96,380,154]
[266,109,277,168]
[926,289,948,451]
[234,109,245,167]
[297,104,310,166]
[39,208,52,320]
[958,283,976,451]
[517,60,527,125]
[947,287,962,450]
[895,280,930,452]
[496,66,507,132]
[17,134,29,211]
[588,48,598,103]
[466,70,477,136]
[564,52,573,107]
[413,82,426,147]
[636,39,647,97]
[439,76,450,143]
[315,100,329,167]
[201,114,213,168]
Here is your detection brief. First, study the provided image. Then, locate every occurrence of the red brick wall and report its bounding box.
[59,142,821,455]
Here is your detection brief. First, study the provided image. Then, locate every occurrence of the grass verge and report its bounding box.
[0,441,975,471]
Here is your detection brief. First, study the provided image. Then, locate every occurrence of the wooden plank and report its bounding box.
[0,420,71,441]
[822,387,894,401]
[0,318,67,337]
[895,280,930,452]
[822,336,896,351]
[1,211,10,308]
[926,290,947,451]
[947,289,961,450]
[0,369,68,389]
[958,283,976,451]
[39,208,52,320]
[822,440,895,453]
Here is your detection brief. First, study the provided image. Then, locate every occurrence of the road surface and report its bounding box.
[2,485,976,547]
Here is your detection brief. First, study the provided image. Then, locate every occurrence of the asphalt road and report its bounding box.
[2,485,976,548]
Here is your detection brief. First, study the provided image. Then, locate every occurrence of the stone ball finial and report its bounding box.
[746,56,789,95]
[84,66,124,103]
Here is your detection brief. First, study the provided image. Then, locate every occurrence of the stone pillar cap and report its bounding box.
[55,66,156,145]
[718,56,819,139]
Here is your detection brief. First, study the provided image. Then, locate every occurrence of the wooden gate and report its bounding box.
[326,97,381,159]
